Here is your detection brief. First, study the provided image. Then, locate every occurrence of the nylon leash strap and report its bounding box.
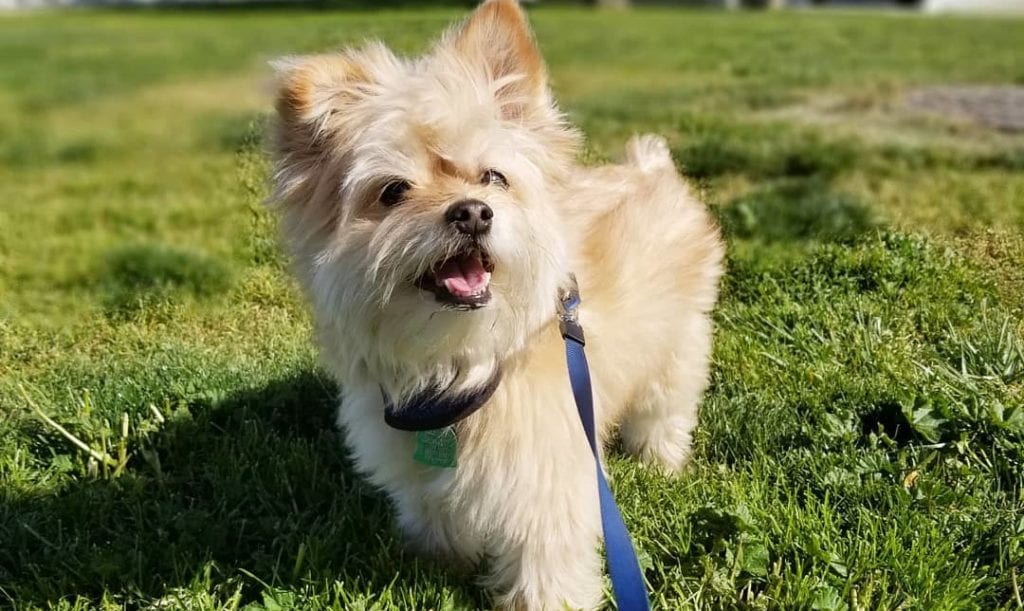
[558,275,650,611]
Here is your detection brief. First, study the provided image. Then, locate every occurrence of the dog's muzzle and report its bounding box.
[414,242,495,310]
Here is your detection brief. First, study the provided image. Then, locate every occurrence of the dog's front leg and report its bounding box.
[392,486,484,572]
[483,466,605,610]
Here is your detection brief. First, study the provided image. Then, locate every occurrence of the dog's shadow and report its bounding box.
[1,371,486,608]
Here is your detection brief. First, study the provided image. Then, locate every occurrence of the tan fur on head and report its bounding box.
[270,0,580,397]
[269,1,723,609]
[452,0,548,118]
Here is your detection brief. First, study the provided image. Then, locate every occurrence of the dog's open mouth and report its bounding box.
[415,246,495,309]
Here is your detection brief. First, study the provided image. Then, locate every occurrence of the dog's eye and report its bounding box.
[379,180,411,207]
[482,169,508,189]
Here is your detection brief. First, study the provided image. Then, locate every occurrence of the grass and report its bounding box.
[1,6,1023,610]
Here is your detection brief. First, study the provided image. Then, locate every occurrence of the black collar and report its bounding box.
[382,275,579,432]
[382,367,503,431]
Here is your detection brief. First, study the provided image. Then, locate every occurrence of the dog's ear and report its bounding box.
[270,50,391,218]
[272,53,376,128]
[451,0,548,118]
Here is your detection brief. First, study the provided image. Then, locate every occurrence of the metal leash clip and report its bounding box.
[557,273,586,346]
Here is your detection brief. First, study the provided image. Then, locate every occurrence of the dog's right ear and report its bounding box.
[273,43,403,131]
[270,50,390,217]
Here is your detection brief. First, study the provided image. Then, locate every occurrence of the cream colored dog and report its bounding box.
[270,1,723,608]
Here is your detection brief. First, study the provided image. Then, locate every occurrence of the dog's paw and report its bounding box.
[625,133,673,173]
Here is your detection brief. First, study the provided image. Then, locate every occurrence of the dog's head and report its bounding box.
[271,0,579,384]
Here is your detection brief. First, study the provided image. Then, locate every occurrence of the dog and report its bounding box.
[269,1,723,608]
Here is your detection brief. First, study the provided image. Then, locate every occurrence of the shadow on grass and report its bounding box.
[100,243,234,319]
[675,122,858,182]
[0,371,483,608]
[716,179,877,244]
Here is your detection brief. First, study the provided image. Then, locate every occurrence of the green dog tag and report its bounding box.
[413,427,457,468]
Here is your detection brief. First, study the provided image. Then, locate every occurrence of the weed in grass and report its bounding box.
[937,307,1024,386]
[204,111,267,153]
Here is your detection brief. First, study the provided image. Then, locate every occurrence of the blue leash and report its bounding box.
[558,276,651,611]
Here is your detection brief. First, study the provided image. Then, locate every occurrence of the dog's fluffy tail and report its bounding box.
[625,133,674,174]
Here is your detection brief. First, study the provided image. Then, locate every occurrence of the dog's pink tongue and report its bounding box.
[438,255,490,297]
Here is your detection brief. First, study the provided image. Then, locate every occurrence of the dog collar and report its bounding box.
[382,368,502,431]
[382,274,580,432]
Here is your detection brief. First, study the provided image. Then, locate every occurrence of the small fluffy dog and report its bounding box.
[270,1,723,608]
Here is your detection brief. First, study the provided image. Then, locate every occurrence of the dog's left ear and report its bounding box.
[451,0,548,118]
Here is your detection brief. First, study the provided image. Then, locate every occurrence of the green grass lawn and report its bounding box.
[2,6,1023,610]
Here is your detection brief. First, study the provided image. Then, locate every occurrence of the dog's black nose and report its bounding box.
[446,199,493,236]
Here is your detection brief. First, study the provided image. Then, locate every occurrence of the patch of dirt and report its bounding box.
[951,229,1024,312]
[756,86,1024,158]
[905,85,1024,133]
